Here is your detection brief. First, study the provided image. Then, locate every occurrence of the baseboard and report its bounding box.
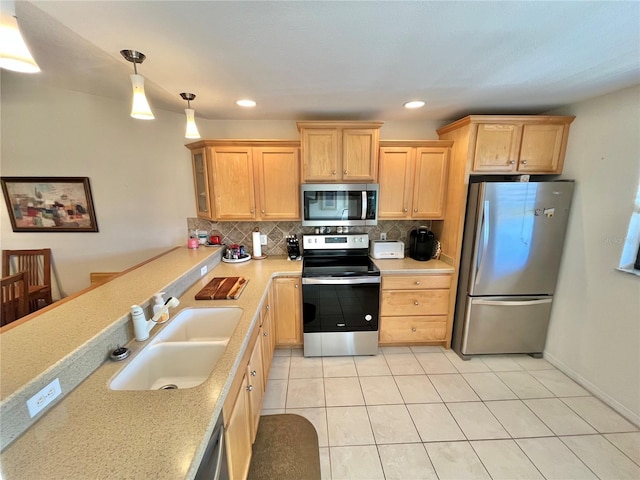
[543,350,640,427]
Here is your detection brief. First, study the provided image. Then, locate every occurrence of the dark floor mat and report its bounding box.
[247,414,321,480]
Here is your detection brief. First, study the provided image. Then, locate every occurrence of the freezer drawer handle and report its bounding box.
[473,299,553,307]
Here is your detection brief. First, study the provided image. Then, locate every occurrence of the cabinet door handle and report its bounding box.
[261,209,265,214]
[508,160,516,165]
[246,385,253,392]
[266,305,270,310]
[412,327,417,332]
[403,208,408,212]
[332,170,336,175]
[414,301,419,305]
[415,281,421,285]
[295,284,299,288]
[521,159,528,165]
[250,370,257,376]
[250,209,255,214]
[344,170,348,175]
[414,208,418,212]
[263,332,268,337]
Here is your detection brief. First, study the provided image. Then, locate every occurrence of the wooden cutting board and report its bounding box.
[195,277,249,300]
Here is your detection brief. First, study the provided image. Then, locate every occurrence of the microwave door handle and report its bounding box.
[361,191,367,220]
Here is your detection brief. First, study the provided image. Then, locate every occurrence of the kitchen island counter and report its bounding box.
[0,250,301,480]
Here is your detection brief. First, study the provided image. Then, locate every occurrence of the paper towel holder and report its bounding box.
[252,227,267,260]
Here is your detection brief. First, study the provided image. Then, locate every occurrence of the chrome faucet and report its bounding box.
[130,297,180,341]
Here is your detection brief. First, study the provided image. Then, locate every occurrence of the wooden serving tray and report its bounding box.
[195,277,249,300]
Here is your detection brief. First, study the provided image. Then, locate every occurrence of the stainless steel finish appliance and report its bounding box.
[301,183,379,227]
[194,413,229,480]
[302,233,380,356]
[452,180,574,359]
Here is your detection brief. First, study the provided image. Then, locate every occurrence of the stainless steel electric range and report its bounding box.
[301,233,380,357]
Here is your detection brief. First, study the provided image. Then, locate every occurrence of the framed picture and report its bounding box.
[320,191,336,210]
[1,177,99,232]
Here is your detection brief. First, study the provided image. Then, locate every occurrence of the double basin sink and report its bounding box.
[110,307,242,391]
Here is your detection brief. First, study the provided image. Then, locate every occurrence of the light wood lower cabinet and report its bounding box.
[379,274,452,346]
[223,294,274,480]
[224,372,252,480]
[273,276,302,346]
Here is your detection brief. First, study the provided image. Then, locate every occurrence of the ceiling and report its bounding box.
[8,1,640,122]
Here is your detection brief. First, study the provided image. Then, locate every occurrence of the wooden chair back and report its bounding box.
[2,249,53,312]
[1,271,29,326]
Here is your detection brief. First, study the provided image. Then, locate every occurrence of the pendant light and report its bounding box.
[120,49,154,120]
[0,0,40,73]
[180,92,201,139]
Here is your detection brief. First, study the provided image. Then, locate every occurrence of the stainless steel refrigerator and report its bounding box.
[452,180,574,359]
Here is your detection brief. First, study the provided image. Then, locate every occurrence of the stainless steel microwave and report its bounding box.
[301,183,379,227]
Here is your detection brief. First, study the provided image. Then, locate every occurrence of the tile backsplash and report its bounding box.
[187,218,435,256]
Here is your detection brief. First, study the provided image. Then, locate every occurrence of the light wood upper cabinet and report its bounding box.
[190,148,214,220]
[451,116,575,174]
[378,141,452,220]
[253,147,300,220]
[273,276,302,346]
[210,146,256,220]
[186,140,300,221]
[298,122,383,182]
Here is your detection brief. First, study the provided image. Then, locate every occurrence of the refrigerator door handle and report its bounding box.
[474,200,490,286]
[472,298,553,307]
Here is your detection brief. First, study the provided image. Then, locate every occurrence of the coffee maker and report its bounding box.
[409,226,436,261]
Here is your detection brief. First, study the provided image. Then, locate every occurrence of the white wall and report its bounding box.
[1,76,440,296]
[546,85,640,422]
[0,76,196,296]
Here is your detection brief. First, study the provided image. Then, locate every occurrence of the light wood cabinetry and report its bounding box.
[378,141,452,220]
[246,335,264,442]
[298,121,383,182]
[439,116,575,174]
[186,140,300,221]
[190,147,214,219]
[223,296,275,480]
[224,371,252,480]
[379,274,452,346]
[272,276,302,346]
[260,291,275,380]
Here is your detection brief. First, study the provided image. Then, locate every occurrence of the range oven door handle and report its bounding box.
[302,276,381,285]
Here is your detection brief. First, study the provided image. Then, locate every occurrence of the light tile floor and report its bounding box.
[262,346,640,480]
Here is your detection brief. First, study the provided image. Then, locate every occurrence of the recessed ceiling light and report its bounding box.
[403,100,425,109]
[236,99,257,107]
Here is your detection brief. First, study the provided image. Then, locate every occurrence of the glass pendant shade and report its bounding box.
[184,108,201,139]
[130,73,154,120]
[0,6,40,73]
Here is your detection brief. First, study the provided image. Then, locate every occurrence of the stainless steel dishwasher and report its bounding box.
[195,413,229,480]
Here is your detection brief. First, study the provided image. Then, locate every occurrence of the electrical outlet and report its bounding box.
[380,232,387,241]
[27,378,62,418]
[260,234,267,245]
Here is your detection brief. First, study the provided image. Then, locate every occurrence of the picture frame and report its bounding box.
[1,177,99,232]
[320,191,336,210]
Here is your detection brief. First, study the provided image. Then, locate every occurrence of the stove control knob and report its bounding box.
[365,314,372,322]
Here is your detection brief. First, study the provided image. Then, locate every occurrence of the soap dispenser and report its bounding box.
[152,292,170,323]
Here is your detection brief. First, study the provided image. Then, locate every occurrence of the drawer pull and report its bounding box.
[412,327,417,332]
[414,301,419,305]
[415,281,421,285]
